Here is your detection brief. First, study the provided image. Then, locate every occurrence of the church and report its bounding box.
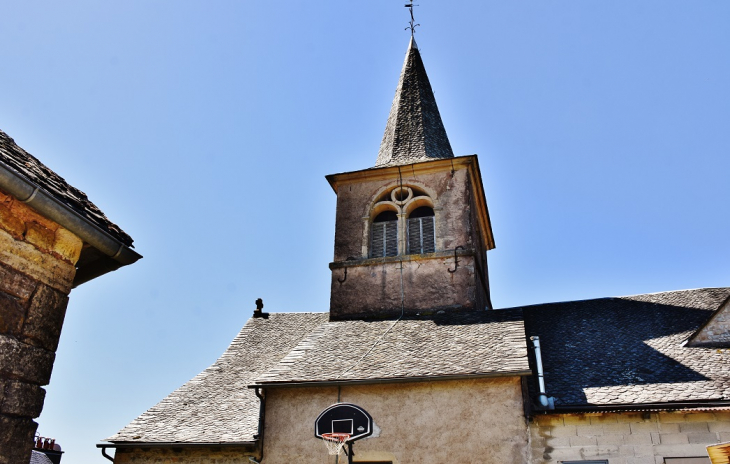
[101,30,730,464]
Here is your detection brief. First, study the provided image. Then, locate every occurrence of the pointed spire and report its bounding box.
[375,37,454,167]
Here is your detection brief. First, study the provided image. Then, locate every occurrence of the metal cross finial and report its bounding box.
[404,3,420,36]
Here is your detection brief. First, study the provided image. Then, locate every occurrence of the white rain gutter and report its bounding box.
[531,336,555,410]
[0,159,142,287]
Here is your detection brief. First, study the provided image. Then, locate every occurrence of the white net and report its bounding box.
[321,433,350,456]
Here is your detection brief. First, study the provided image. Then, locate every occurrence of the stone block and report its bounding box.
[0,414,37,464]
[0,381,46,418]
[658,413,687,423]
[52,227,82,264]
[535,415,563,426]
[626,456,656,464]
[24,222,55,252]
[686,432,719,444]
[590,414,619,424]
[658,422,681,433]
[708,421,730,433]
[679,422,709,433]
[0,229,74,294]
[684,412,716,422]
[0,203,25,240]
[581,445,620,457]
[618,412,647,423]
[21,284,69,351]
[0,292,25,336]
[596,434,625,446]
[624,433,653,445]
[0,335,55,385]
[719,432,730,442]
[603,423,631,435]
[569,435,597,447]
[659,433,689,444]
[549,425,577,438]
[577,424,603,436]
[563,414,591,425]
[714,412,730,422]
[653,443,710,456]
[631,421,660,433]
[632,444,655,456]
[650,432,660,444]
[546,436,570,447]
[0,262,37,302]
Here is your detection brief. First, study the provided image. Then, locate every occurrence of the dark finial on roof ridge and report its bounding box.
[375,37,454,168]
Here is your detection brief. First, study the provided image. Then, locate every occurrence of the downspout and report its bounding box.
[250,387,265,464]
[0,160,142,286]
[531,336,555,410]
[98,445,115,463]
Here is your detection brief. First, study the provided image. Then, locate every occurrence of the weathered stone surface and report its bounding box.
[21,284,69,351]
[52,227,83,265]
[24,222,55,253]
[0,414,37,464]
[114,447,257,464]
[0,261,37,302]
[0,229,75,294]
[0,292,25,336]
[0,335,55,385]
[0,381,46,417]
[0,202,25,240]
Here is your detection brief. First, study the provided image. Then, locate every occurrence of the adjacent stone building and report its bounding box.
[102,35,728,464]
[0,131,140,464]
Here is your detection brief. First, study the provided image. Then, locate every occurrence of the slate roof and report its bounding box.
[107,313,328,444]
[29,451,54,464]
[109,310,528,444]
[255,311,529,385]
[375,37,455,168]
[0,129,133,246]
[520,287,730,409]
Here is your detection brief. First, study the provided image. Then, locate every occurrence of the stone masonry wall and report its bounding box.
[529,411,730,464]
[0,188,82,464]
[690,299,730,347]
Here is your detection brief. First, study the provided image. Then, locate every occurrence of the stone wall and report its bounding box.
[263,376,528,464]
[529,411,730,464]
[0,188,82,464]
[329,163,491,319]
[689,298,730,347]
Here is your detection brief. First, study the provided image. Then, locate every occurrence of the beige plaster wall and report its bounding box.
[529,411,730,464]
[263,376,528,464]
[113,446,256,464]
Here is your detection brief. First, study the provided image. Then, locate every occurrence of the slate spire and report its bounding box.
[375,37,454,167]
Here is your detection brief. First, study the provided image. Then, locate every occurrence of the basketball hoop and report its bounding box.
[320,432,350,455]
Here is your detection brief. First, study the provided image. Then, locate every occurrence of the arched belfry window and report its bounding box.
[368,185,436,258]
[407,207,435,254]
[370,211,398,258]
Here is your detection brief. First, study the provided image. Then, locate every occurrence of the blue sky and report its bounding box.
[2,1,729,462]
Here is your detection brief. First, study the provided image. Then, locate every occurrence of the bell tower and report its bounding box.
[326,37,495,320]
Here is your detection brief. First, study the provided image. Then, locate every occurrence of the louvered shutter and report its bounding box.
[407,216,435,254]
[371,221,398,257]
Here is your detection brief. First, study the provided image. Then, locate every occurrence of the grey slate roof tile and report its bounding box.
[107,312,328,444]
[375,37,454,168]
[255,311,529,385]
[520,287,730,408]
[0,129,133,246]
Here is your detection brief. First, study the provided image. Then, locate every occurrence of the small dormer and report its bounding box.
[686,294,730,347]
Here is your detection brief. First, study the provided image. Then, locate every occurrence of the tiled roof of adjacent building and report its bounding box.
[254,310,529,385]
[108,310,528,444]
[107,313,329,444]
[0,129,133,246]
[29,451,54,464]
[520,287,730,409]
[375,37,455,168]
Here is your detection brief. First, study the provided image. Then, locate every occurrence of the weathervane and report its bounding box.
[405,3,420,36]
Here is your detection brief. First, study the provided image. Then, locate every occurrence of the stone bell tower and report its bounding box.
[326,37,495,320]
